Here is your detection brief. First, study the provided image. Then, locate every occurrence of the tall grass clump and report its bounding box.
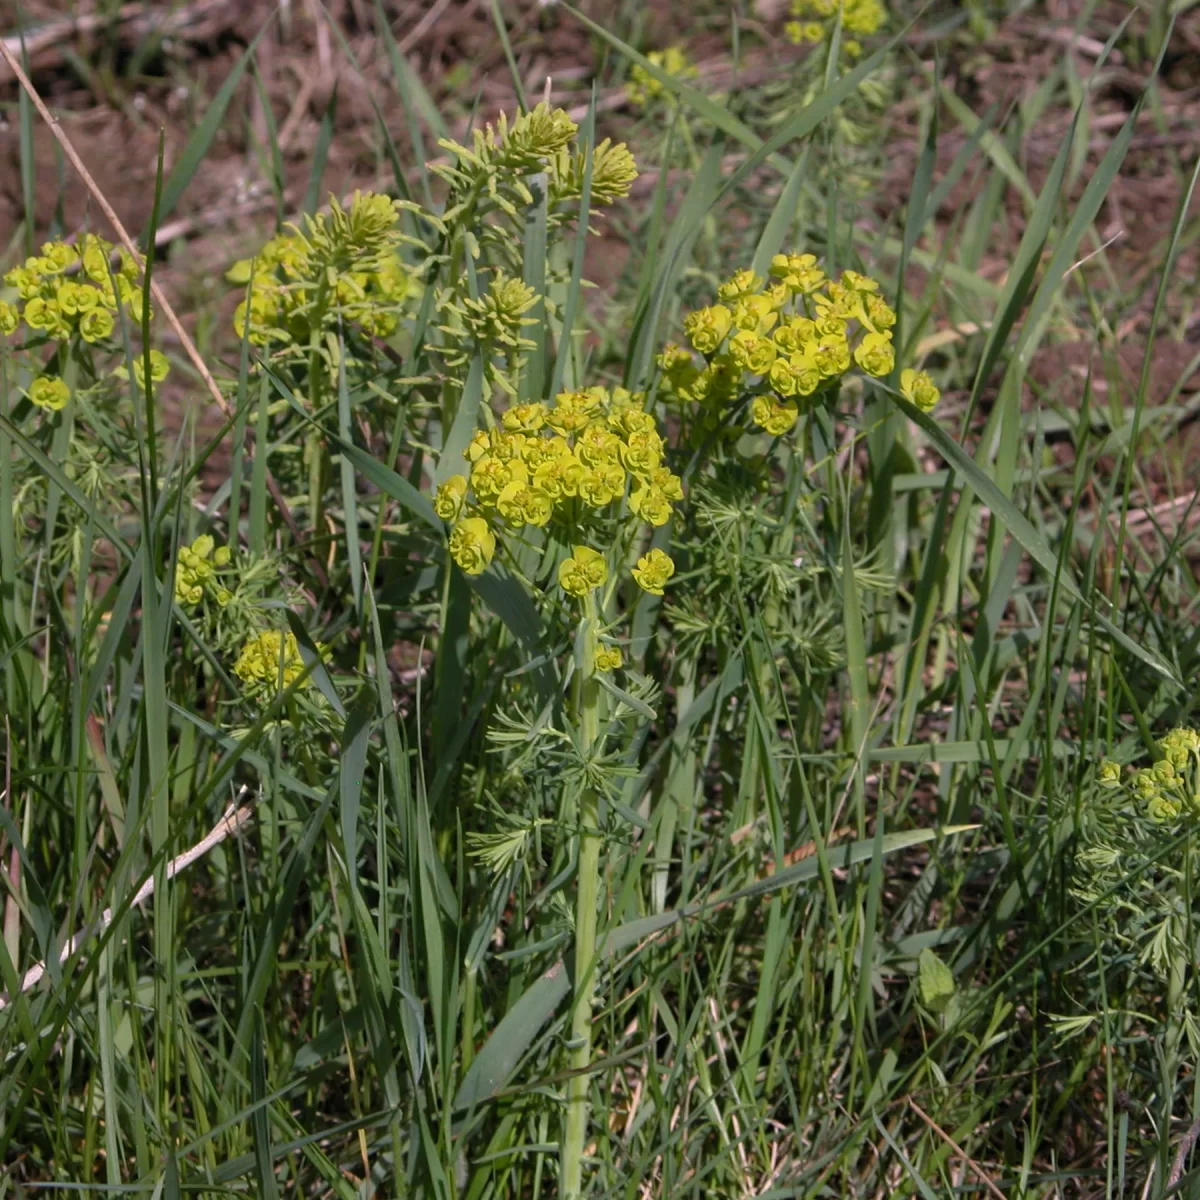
[2,2,1200,1195]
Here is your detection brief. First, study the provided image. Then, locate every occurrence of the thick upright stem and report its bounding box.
[562,596,602,1199]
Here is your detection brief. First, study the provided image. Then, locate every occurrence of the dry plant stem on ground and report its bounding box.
[0,802,253,1012]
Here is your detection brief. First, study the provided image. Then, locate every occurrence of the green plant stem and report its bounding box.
[562,593,601,1199]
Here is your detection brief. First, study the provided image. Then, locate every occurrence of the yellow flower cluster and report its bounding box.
[437,273,541,392]
[659,256,937,435]
[174,534,233,607]
[1,235,145,344]
[436,386,683,569]
[1127,727,1200,823]
[626,47,699,108]
[785,0,887,57]
[233,629,319,697]
[434,103,638,211]
[228,191,418,345]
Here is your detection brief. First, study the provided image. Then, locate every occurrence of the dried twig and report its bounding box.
[1167,1113,1200,1191]
[395,0,459,55]
[908,1099,1008,1200]
[0,801,253,1012]
[0,36,233,419]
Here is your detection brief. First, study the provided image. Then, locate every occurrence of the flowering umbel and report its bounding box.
[234,630,320,697]
[174,534,234,608]
[3,235,149,347]
[660,255,928,436]
[227,190,421,345]
[1104,727,1200,823]
[625,47,699,108]
[785,0,887,58]
[440,386,683,595]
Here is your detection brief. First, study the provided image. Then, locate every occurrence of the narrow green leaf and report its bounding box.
[151,19,275,237]
[339,696,374,898]
[452,962,570,1110]
[893,394,1176,682]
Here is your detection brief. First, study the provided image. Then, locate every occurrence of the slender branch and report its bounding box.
[0,802,253,1012]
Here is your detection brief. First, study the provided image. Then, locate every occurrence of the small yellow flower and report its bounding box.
[5,266,42,300]
[38,242,76,274]
[449,516,496,576]
[466,430,492,463]
[28,376,70,411]
[136,350,171,386]
[1132,769,1159,799]
[559,545,608,597]
[790,352,823,396]
[471,456,526,506]
[80,235,113,283]
[768,357,799,397]
[629,485,672,526]
[22,298,57,332]
[502,402,548,433]
[621,428,664,477]
[546,395,593,436]
[79,307,115,343]
[1148,793,1182,823]
[1153,759,1177,785]
[1159,728,1200,767]
[900,368,940,413]
[812,337,850,378]
[683,304,734,355]
[214,545,232,567]
[595,646,623,672]
[632,548,675,595]
[751,396,800,436]
[728,330,778,375]
[646,467,683,501]
[518,486,554,527]
[116,349,171,387]
[1097,760,1122,789]
[576,423,623,467]
[433,474,469,522]
[0,301,18,335]
[841,270,880,294]
[717,269,764,303]
[864,293,896,330]
[731,294,778,335]
[657,343,694,375]
[853,331,895,377]
[578,466,624,508]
